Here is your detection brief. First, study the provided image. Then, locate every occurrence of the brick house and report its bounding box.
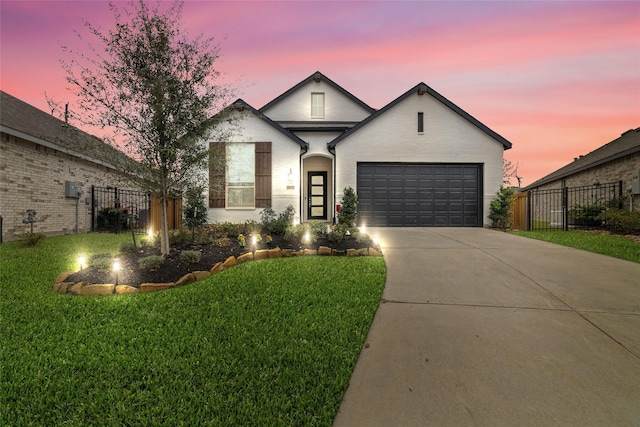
[0,90,134,241]
[523,127,640,213]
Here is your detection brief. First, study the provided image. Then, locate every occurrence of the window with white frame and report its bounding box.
[311,92,325,118]
[226,143,255,208]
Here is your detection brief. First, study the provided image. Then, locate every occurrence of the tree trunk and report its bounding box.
[160,191,170,256]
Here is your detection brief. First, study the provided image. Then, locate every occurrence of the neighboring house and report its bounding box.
[523,127,640,213]
[0,90,134,241]
[208,71,512,227]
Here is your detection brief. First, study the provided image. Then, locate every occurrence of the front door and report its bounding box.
[308,171,327,220]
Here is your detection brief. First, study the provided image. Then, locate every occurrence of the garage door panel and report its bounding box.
[357,163,481,227]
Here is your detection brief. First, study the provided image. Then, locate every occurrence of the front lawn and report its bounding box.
[0,234,386,426]
[512,230,640,263]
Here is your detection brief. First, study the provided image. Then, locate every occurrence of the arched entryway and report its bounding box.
[302,155,333,223]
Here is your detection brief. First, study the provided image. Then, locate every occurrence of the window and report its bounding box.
[418,112,424,134]
[311,92,325,118]
[227,143,255,208]
[209,142,271,209]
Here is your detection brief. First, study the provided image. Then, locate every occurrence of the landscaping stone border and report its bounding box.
[53,246,383,296]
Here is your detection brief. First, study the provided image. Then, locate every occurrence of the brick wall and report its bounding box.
[530,152,640,213]
[0,131,132,241]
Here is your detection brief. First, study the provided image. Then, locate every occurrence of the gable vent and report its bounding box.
[314,72,322,83]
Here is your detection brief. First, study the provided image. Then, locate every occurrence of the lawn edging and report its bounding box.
[53,245,384,296]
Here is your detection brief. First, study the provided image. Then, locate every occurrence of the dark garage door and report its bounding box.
[357,163,482,227]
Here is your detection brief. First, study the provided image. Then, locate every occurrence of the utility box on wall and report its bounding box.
[65,181,82,198]
[631,169,640,195]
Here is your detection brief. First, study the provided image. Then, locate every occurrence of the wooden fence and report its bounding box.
[511,191,528,230]
[150,195,182,232]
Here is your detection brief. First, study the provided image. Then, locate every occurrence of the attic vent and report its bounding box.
[417,84,428,96]
[234,102,245,112]
[314,73,322,83]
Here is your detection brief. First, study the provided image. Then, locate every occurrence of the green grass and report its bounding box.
[0,234,386,426]
[512,230,640,263]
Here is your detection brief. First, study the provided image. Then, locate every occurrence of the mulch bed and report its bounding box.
[66,231,371,288]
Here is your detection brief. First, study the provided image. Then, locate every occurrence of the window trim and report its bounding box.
[311,92,325,119]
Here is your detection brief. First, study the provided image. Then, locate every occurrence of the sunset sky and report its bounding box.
[1,0,639,186]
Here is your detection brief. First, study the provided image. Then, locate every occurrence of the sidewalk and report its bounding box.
[333,228,640,426]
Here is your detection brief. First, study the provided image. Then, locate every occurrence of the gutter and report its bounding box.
[328,143,337,224]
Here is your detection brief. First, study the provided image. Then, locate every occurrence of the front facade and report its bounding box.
[208,71,512,227]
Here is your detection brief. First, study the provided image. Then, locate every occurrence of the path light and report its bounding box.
[293,218,300,226]
[77,255,85,271]
[360,224,366,234]
[303,232,310,245]
[147,228,153,239]
[113,259,121,286]
[372,235,379,247]
[252,234,257,248]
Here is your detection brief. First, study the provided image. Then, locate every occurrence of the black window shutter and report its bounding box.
[255,141,272,208]
[209,141,226,208]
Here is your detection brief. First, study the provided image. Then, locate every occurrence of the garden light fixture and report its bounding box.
[360,224,366,234]
[252,234,257,247]
[77,255,85,271]
[303,232,310,244]
[113,259,121,286]
[147,228,153,239]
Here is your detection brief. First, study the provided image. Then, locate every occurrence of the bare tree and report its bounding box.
[503,159,522,188]
[61,0,234,255]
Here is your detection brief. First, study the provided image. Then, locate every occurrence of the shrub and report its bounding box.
[569,203,606,227]
[338,187,358,228]
[120,242,137,254]
[220,221,242,237]
[260,207,277,229]
[89,253,113,272]
[307,220,328,238]
[244,219,261,235]
[269,217,290,235]
[598,208,640,234]
[138,255,164,271]
[356,233,372,245]
[179,250,202,264]
[327,230,344,244]
[15,232,45,247]
[96,207,128,231]
[279,204,296,223]
[169,228,192,246]
[182,186,208,234]
[284,224,316,245]
[212,237,230,247]
[488,186,515,229]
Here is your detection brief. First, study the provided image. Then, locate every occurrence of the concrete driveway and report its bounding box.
[334,228,640,427]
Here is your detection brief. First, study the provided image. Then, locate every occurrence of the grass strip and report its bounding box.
[1,234,386,426]
[512,230,640,263]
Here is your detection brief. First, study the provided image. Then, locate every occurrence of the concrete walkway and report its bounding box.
[334,228,640,427]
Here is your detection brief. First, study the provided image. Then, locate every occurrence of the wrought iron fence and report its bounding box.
[527,181,623,231]
[91,186,151,234]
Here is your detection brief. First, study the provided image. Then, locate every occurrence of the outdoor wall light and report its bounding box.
[77,255,85,271]
[288,168,294,183]
[113,259,121,286]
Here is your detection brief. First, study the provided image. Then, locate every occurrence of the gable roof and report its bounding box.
[0,90,126,168]
[260,71,376,115]
[228,99,308,149]
[524,127,640,190]
[328,82,513,150]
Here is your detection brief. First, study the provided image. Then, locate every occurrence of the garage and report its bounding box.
[357,163,482,227]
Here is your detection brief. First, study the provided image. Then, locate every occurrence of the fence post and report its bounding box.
[562,186,569,231]
[91,185,95,232]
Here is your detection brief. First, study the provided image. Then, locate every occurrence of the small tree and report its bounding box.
[61,0,234,255]
[489,186,515,229]
[338,187,359,228]
[183,186,208,243]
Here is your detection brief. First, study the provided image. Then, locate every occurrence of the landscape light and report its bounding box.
[77,255,85,271]
[304,232,310,244]
[113,259,121,286]
[147,228,153,239]
[252,234,257,247]
[360,224,366,234]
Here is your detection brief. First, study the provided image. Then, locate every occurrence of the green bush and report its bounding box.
[89,253,113,272]
[96,207,128,231]
[15,232,45,247]
[120,242,137,254]
[182,186,208,233]
[219,221,243,238]
[260,207,277,229]
[212,237,230,247]
[569,204,606,227]
[489,186,515,229]
[307,220,328,237]
[138,255,164,271]
[327,230,344,244]
[284,224,317,245]
[356,232,372,245]
[179,250,202,264]
[269,217,290,235]
[598,208,640,234]
[338,187,358,228]
[244,219,261,235]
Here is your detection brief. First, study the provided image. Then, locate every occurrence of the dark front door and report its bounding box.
[308,171,327,220]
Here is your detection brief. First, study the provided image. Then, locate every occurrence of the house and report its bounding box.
[207,71,512,227]
[523,127,640,213]
[0,90,137,241]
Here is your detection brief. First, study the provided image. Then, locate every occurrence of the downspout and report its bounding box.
[328,144,337,224]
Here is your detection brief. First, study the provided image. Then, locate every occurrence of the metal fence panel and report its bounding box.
[91,186,151,234]
[527,181,622,231]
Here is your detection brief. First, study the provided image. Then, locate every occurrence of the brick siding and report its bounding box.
[0,132,132,241]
